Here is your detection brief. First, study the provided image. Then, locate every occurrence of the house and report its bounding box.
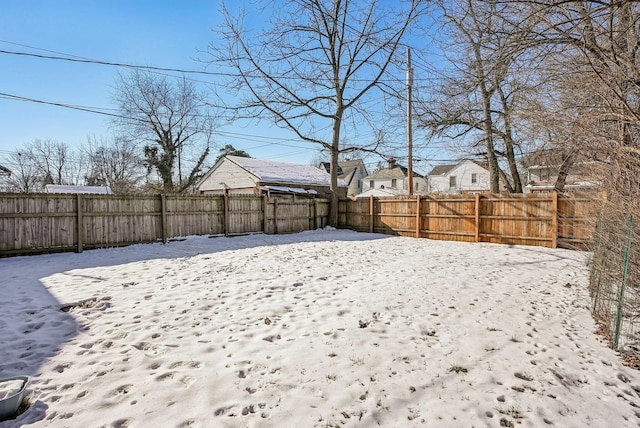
[195,155,347,198]
[45,184,113,194]
[523,151,599,193]
[427,159,491,194]
[319,159,368,197]
[0,164,10,191]
[359,158,427,195]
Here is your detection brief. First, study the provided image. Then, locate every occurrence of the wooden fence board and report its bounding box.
[0,194,329,256]
[339,193,600,249]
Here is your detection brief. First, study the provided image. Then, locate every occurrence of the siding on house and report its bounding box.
[525,162,598,193]
[428,160,490,194]
[197,159,258,194]
[360,159,427,195]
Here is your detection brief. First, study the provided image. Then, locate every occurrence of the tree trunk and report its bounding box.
[479,79,500,192]
[329,112,343,228]
[554,151,575,192]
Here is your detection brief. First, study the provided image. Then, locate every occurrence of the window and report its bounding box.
[471,173,477,184]
[369,180,374,189]
[391,178,397,187]
[449,176,457,189]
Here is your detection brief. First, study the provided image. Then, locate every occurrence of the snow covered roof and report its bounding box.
[228,156,346,186]
[262,186,318,195]
[45,185,113,194]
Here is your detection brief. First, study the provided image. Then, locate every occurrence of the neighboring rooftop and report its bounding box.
[428,164,456,176]
[45,185,113,194]
[228,156,345,186]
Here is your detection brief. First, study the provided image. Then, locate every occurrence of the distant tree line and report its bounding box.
[0,135,249,194]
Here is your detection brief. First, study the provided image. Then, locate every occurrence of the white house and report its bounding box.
[359,158,427,195]
[195,155,347,198]
[524,161,599,193]
[427,160,491,194]
[319,159,369,197]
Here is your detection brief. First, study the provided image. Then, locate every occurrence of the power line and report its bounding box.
[0,92,131,120]
[0,47,441,84]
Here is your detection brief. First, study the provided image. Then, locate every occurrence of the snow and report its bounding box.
[0,380,24,401]
[262,185,318,195]
[228,156,347,186]
[1,228,639,427]
[44,185,113,194]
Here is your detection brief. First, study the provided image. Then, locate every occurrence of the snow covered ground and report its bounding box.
[0,228,639,427]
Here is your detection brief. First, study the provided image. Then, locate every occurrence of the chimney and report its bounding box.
[388,158,396,169]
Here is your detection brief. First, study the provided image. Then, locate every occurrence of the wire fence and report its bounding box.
[589,209,640,361]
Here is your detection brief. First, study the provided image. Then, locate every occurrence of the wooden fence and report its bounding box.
[337,193,599,249]
[0,193,329,256]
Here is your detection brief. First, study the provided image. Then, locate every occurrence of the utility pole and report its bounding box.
[407,47,414,196]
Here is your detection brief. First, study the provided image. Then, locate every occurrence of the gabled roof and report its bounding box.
[428,164,456,176]
[0,164,11,176]
[319,162,342,176]
[227,156,345,186]
[320,159,368,186]
[364,163,423,180]
[428,159,488,176]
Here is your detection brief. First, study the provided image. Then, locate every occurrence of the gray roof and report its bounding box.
[364,163,422,180]
[337,160,366,185]
[427,160,489,176]
[428,164,456,176]
[319,159,367,186]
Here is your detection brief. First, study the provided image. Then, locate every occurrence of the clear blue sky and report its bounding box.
[0,1,443,173]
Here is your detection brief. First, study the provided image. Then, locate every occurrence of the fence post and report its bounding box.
[313,199,318,230]
[274,198,279,234]
[551,192,558,248]
[261,195,267,233]
[369,195,374,233]
[613,215,634,350]
[223,193,229,236]
[415,195,421,238]
[160,194,168,243]
[474,193,481,243]
[590,218,604,313]
[76,194,84,253]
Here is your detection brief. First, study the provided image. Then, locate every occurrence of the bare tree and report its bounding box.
[84,135,146,193]
[25,139,71,186]
[113,70,214,193]
[1,139,94,191]
[518,1,640,198]
[2,151,41,192]
[207,0,427,225]
[418,0,544,193]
